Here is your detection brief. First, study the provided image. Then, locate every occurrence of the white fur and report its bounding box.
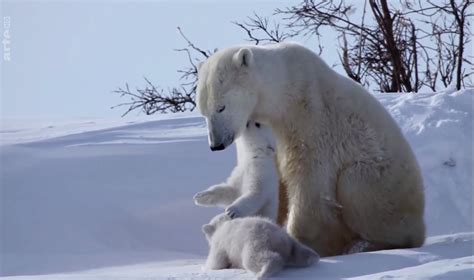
[202,214,319,279]
[194,121,278,221]
[197,42,426,256]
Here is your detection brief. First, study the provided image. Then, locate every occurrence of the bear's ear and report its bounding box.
[233,48,253,68]
[197,61,204,72]
[202,224,215,237]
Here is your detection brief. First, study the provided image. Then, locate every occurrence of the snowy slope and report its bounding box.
[1,89,473,279]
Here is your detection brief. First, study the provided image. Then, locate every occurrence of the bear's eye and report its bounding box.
[255,122,261,128]
[217,105,226,113]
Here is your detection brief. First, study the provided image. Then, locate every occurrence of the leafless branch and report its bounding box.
[233,13,295,45]
[114,0,473,116]
[112,28,214,116]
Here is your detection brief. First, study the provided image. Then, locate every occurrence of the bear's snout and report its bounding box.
[208,125,234,152]
[210,143,226,151]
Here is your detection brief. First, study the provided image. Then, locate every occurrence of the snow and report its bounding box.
[1,89,473,279]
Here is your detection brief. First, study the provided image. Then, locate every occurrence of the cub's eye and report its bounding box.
[255,122,261,128]
[217,105,226,113]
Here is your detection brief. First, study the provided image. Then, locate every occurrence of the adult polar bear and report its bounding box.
[196,42,425,256]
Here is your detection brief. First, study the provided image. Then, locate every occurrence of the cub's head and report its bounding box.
[242,120,275,151]
[202,213,230,242]
[197,47,258,151]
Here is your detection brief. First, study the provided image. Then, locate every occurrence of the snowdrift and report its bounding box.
[1,89,472,279]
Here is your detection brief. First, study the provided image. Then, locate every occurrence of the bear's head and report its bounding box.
[202,213,231,242]
[197,47,258,151]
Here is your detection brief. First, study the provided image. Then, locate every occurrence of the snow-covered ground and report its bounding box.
[1,89,473,279]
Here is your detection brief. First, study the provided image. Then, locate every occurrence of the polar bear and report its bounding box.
[196,42,426,256]
[202,213,319,279]
[194,121,278,221]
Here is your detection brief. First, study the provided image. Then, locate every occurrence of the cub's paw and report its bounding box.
[193,191,216,206]
[225,205,242,219]
[304,251,320,266]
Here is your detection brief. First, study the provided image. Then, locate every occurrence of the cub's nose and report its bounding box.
[210,144,225,151]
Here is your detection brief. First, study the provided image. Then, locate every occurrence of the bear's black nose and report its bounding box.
[210,144,225,151]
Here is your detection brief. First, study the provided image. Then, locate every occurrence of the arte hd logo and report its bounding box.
[3,16,11,62]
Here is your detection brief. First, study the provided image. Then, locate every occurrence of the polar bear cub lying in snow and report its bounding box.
[202,214,319,279]
[194,121,278,221]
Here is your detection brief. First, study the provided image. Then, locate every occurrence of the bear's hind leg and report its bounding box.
[204,248,230,271]
[337,163,425,252]
[256,254,284,280]
[286,239,320,267]
[253,252,284,279]
[242,247,284,279]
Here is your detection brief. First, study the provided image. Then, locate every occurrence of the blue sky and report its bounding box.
[1,1,470,119]
[2,0,339,118]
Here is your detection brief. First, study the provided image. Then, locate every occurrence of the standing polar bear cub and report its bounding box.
[196,42,425,256]
[194,121,278,221]
[202,214,319,279]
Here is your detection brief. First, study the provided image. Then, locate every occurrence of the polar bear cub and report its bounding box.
[194,121,278,221]
[202,214,319,279]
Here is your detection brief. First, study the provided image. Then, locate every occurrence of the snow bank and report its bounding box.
[1,89,472,279]
[379,89,473,235]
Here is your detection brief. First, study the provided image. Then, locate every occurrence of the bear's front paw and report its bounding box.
[225,205,242,219]
[193,191,216,206]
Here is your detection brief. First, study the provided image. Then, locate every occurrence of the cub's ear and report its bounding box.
[233,48,253,68]
[202,224,215,237]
